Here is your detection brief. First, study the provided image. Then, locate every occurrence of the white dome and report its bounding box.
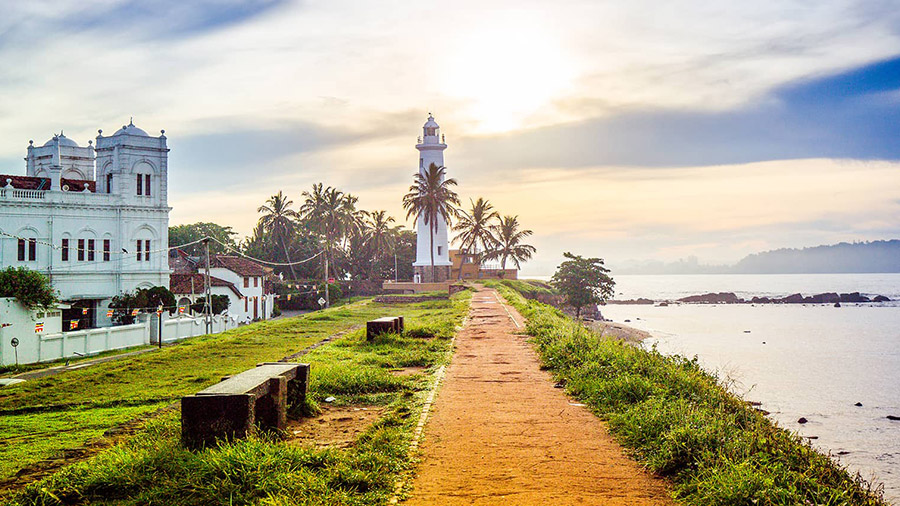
[43,133,79,147]
[113,121,149,137]
[423,114,439,129]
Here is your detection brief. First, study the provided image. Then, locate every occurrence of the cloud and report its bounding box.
[458,55,900,169]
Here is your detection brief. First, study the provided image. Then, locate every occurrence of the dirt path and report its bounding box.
[404,287,673,505]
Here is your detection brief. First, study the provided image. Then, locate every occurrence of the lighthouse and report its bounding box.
[413,114,453,283]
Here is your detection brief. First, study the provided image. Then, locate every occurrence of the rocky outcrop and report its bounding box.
[607,298,655,305]
[873,295,891,303]
[677,292,742,304]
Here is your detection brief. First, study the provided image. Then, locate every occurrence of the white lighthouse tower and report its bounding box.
[413,114,452,283]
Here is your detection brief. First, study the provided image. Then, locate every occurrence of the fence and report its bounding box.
[0,299,238,366]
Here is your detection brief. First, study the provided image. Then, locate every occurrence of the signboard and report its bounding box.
[287,294,292,301]
[34,322,44,333]
[81,307,89,315]
[10,337,19,347]
[318,297,326,306]
[106,309,114,318]
[70,320,79,330]
[131,308,139,316]
[178,306,185,314]
[328,278,335,283]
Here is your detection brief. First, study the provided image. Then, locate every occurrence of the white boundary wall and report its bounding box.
[0,298,238,366]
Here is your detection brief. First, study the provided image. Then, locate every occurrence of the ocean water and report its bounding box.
[600,274,900,504]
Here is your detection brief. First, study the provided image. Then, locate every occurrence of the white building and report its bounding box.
[169,253,274,322]
[413,114,453,283]
[0,121,170,327]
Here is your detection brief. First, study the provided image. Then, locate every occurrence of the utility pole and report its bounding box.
[324,252,330,308]
[203,238,212,334]
[394,253,398,282]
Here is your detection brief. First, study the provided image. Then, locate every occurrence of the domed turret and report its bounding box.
[113,118,149,137]
[43,132,80,147]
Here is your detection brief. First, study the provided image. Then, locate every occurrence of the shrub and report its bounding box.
[0,266,57,310]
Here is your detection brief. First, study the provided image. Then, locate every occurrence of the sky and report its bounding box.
[1,0,898,275]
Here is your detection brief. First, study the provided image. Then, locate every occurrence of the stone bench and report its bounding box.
[366,316,404,340]
[181,362,309,449]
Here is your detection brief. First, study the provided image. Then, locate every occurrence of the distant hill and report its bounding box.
[615,240,900,274]
[732,240,900,274]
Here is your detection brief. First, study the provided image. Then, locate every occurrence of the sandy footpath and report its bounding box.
[404,287,673,505]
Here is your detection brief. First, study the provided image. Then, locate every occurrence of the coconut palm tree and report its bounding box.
[257,191,301,279]
[402,163,459,281]
[486,215,536,270]
[453,197,499,278]
[365,210,396,278]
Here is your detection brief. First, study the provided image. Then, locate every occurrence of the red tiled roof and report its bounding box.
[0,174,95,192]
[170,274,242,298]
[61,178,96,192]
[1,175,49,190]
[211,255,268,276]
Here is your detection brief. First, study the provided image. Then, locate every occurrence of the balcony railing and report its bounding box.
[0,188,47,199]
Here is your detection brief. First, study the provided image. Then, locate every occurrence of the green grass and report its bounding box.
[3,291,471,505]
[0,346,155,378]
[0,298,457,482]
[485,279,556,295]
[492,283,887,506]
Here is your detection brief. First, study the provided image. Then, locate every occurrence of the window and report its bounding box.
[244,277,249,288]
[437,246,442,255]
[145,174,151,197]
[144,240,150,261]
[106,174,112,193]
[103,239,110,261]
[136,240,142,261]
[244,297,248,312]
[254,277,258,288]
[62,238,69,261]
[87,239,95,261]
[17,239,25,261]
[78,239,85,261]
[28,239,35,261]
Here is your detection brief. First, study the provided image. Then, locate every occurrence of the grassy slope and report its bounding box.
[491,282,886,506]
[0,299,434,481]
[5,292,470,506]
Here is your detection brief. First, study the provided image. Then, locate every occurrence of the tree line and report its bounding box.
[170,165,536,282]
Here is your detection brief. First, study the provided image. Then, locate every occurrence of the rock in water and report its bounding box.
[834,302,841,308]
[873,295,890,302]
[798,417,809,424]
[887,415,900,421]
[854,402,863,407]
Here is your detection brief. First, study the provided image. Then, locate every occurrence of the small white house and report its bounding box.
[169,253,274,322]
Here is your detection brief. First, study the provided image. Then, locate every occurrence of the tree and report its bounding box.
[169,223,238,255]
[258,190,301,280]
[402,163,460,281]
[190,294,230,315]
[551,252,615,318]
[486,215,536,270]
[453,197,499,278]
[108,286,177,324]
[0,267,57,310]
[364,210,397,279]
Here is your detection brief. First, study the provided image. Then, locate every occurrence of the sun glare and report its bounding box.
[441,18,576,133]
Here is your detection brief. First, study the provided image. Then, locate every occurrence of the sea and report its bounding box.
[595,273,900,504]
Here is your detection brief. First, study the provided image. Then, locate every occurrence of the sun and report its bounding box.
[441,16,576,133]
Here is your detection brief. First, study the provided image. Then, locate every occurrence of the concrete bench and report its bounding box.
[366,316,404,340]
[181,362,309,449]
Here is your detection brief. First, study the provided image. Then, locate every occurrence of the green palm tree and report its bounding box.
[365,210,396,278]
[486,215,536,270]
[257,190,300,279]
[453,197,499,278]
[402,163,459,282]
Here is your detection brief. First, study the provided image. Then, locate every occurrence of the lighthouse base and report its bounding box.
[413,265,452,283]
